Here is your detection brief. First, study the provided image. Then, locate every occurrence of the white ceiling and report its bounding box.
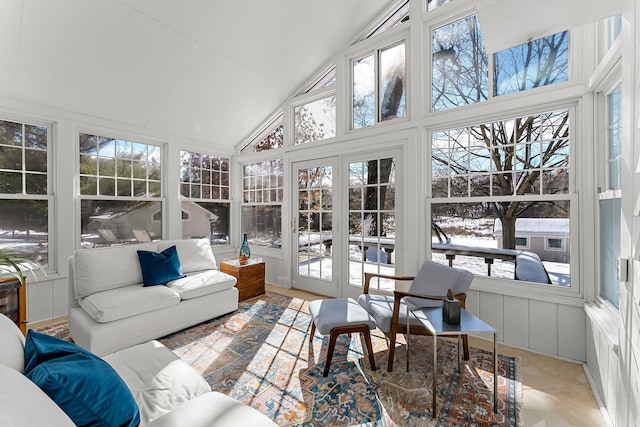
[0,0,390,150]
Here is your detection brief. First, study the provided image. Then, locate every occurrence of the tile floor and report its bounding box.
[266,284,609,427]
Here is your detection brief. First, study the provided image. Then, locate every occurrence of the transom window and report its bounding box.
[494,31,568,96]
[352,41,406,129]
[241,115,283,153]
[432,13,569,111]
[294,95,336,144]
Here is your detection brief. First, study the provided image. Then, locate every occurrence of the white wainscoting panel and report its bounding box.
[26,279,54,323]
[503,296,530,348]
[52,278,70,319]
[529,300,558,355]
[479,292,504,342]
[557,304,586,361]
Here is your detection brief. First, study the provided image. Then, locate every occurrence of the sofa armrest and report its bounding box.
[145,392,278,427]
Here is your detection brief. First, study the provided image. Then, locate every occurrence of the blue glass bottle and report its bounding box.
[240,233,251,259]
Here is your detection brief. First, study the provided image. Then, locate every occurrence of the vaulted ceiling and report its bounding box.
[0,0,390,150]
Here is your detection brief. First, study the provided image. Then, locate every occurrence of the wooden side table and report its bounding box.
[0,277,27,335]
[220,258,265,302]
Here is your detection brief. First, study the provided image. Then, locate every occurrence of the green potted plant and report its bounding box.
[0,246,45,283]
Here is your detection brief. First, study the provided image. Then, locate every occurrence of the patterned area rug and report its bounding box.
[35,293,521,426]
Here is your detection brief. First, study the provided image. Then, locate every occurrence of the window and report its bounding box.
[294,95,336,144]
[546,238,564,250]
[353,41,406,129]
[515,237,528,247]
[179,151,229,200]
[242,160,283,247]
[179,150,230,245]
[432,15,488,111]
[494,31,569,96]
[432,17,570,111]
[366,1,409,38]
[301,67,336,94]
[430,109,571,286]
[79,133,163,247]
[607,15,622,49]
[427,0,452,12]
[599,83,622,308]
[241,115,283,153]
[0,119,51,268]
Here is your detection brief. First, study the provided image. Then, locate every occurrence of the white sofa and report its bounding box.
[0,313,277,427]
[69,238,239,356]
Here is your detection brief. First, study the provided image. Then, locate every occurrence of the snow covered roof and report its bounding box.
[493,218,569,236]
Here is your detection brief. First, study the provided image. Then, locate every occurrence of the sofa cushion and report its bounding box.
[24,330,94,375]
[103,340,211,425]
[74,242,156,298]
[78,284,181,323]
[166,270,237,300]
[157,238,217,273]
[144,392,279,427]
[0,364,75,426]
[137,245,186,286]
[0,312,25,371]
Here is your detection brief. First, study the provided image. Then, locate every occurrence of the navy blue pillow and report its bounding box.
[23,331,140,427]
[137,245,186,286]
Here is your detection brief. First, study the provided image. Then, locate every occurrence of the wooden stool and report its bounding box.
[309,298,377,377]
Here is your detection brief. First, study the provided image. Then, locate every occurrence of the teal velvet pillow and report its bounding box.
[24,330,94,375]
[137,245,186,286]
[23,331,140,427]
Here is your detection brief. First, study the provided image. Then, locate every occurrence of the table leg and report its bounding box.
[432,333,437,417]
[406,305,410,372]
[457,334,461,372]
[493,332,498,412]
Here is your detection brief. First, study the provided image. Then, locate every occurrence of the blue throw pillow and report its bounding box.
[27,353,140,427]
[137,245,186,286]
[23,331,140,427]
[24,330,94,375]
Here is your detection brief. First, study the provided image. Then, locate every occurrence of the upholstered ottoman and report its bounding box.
[309,298,377,377]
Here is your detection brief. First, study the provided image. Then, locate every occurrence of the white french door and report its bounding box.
[292,158,340,297]
[291,150,400,298]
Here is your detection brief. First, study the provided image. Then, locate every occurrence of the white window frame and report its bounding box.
[240,158,284,251]
[291,88,337,146]
[426,103,580,299]
[0,116,55,275]
[77,131,165,247]
[346,25,409,132]
[178,149,231,246]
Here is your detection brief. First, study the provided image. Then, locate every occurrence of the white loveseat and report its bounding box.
[68,238,239,356]
[0,313,277,427]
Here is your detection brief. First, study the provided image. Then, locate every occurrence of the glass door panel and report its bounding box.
[347,157,397,294]
[293,160,338,296]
